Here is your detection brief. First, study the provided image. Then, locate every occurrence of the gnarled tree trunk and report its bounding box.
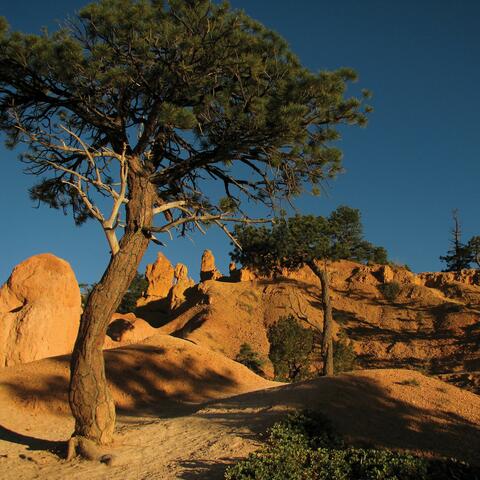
[307,260,334,376]
[68,172,156,455]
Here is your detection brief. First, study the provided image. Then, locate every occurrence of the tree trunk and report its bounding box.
[307,260,334,376]
[68,172,156,454]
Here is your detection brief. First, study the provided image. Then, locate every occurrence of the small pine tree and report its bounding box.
[467,236,480,269]
[267,315,315,382]
[440,210,472,271]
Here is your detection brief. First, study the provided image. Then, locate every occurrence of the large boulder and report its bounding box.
[0,253,81,367]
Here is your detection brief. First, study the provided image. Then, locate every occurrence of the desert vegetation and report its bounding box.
[225,410,479,480]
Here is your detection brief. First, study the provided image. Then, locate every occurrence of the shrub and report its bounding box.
[236,343,264,375]
[333,330,356,373]
[267,315,315,382]
[118,272,148,313]
[379,281,402,302]
[224,410,479,480]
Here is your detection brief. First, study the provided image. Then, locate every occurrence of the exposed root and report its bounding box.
[67,436,116,465]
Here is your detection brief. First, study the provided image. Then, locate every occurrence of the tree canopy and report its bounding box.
[231,206,387,274]
[0,0,372,245]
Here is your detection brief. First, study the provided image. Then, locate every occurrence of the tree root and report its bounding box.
[67,436,115,465]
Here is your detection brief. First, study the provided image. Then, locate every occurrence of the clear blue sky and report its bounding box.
[1,0,479,284]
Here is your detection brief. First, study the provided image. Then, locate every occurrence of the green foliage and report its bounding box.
[440,210,472,272]
[231,206,388,275]
[1,1,371,226]
[378,281,402,302]
[440,245,472,272]
[117,272,148,313]
[79,283,94,309]
[236,343,264,375]
[267,315,315,382]
[467,236,480,269]
[224,410,478,480]
[333,331,356,373]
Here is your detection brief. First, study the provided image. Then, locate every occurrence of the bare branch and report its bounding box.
[148,214,271,234]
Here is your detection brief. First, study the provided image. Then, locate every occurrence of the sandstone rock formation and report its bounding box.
[137,253,175,307]
[168,263,195,310]
[418,269,480,288]
[200,249,222,282]
[160,259,480,393]
[0,254,81,367]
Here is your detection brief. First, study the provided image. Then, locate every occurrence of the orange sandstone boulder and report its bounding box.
[0,253,81,367]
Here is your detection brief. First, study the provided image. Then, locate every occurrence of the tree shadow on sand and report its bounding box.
[0,341,245,457]
[0,424,66,456]
[194,374,480,466]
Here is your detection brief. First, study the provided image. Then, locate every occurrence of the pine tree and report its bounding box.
[440,210,472,271]
[232,207,386,376]
[467,236,480,269]
[0,0,370,452]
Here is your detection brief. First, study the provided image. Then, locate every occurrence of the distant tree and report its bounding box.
[467,236,480,269]
[328,206,388,264]
[117,272,148,314]
[232,206,386,376]
[440,210,472,271]
[267,315,315,382]
[0,0,370,451]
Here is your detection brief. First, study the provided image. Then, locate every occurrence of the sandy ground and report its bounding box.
[0,337,479,479]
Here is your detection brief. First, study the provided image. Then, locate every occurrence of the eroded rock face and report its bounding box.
[0,254,81,367]
[144,252,175,299]
[418,269,480,288]
[200,249,222,282]
[169,263,195,310]
[137,252,175,309]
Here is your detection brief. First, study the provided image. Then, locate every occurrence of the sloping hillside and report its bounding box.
[148,260,480,392]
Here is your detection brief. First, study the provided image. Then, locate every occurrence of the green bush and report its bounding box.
[333,330,356,373]
[378,281,402,302]
[236,343,264,375]
[267,315,315,382]
[224,410,478,480]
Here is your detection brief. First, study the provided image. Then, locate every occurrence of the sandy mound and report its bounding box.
[0,333,276,422]
[0,368,478,479]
